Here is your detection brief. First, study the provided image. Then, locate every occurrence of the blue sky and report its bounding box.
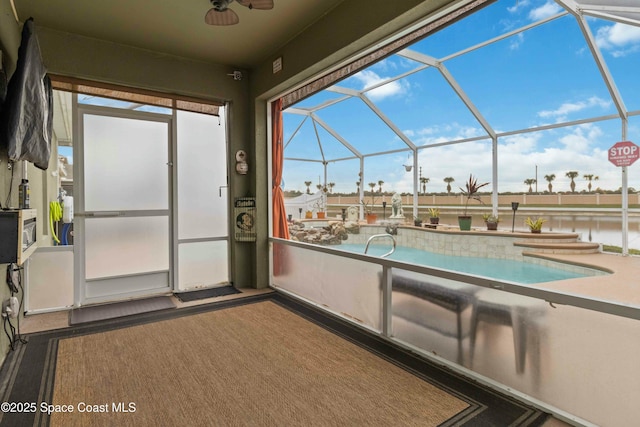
[283,0,640,195]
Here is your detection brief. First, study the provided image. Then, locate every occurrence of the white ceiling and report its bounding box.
[14,0,345,68]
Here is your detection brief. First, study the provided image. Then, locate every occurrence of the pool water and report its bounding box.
[338,244,585,284]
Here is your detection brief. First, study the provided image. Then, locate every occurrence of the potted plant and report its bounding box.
[482,213,500,230]
[428,207,440,225]
[458,174,489,231]
[313,194,326,219]
[413,216,423,227]
[525,217,546,233]
[361,195,378,224]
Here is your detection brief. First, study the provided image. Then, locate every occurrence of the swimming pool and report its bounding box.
[338,243,586,284]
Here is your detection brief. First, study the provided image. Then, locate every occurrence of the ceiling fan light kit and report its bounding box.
[205,0,274,26]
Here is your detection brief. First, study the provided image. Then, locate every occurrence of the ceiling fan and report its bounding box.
[205,0,274,26]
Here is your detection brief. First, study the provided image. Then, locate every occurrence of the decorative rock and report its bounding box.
[287,220,358,245]
[343,221,360,234]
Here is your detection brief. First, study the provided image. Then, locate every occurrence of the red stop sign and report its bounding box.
[608,141,639,167]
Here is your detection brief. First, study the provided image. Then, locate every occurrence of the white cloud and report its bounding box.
[353,70,407,101]
[371,58,399,73]
[537,96,611,122]
[500,132,540,153]
[528,1,562,21]
[412,123,487,145]
[596,23,640,57]
[502,0,530,32]
[489,124,612,192]
[557,123,603,152]
[507,0,530,14]
[509,33,525,50]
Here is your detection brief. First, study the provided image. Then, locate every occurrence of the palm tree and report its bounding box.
[524,178,536,193]
[304,181,312,194]
[378,180,384,193]
[420,177,430,195]
[566,171,579,193]
[328,182,335,193]
[316,184,322,192]
[583,174,599,192]
[444,177,455,195]
[368,182,377,193]
[356,181,360,194]
[544,174,556,193]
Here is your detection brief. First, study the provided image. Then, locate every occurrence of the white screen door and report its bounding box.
[76,108,172,304]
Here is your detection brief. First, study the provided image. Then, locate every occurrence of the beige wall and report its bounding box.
[0,0,20,74]
[0,0,23,363]
[327,193,640,208]
[0,1,21,209]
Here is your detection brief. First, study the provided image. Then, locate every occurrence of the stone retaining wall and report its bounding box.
[346,225,529,260]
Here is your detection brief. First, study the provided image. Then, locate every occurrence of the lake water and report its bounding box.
[436,212,640,250]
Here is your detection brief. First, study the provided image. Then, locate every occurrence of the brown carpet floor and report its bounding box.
[51,301,467,426]
[0,293,549,426]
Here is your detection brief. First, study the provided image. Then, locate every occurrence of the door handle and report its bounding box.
[94,212,124,217]
[76,212,124,217]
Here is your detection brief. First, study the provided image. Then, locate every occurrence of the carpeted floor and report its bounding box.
[0,293,548,426]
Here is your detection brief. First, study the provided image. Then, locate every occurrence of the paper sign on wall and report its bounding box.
[234,197,256,242]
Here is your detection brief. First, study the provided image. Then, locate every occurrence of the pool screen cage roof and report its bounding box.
[281,0,640,252]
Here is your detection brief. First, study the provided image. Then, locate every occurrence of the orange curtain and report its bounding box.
[272,98,290,240]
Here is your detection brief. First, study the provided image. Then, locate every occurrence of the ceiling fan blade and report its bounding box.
[205,8,239,25]
[237,0,274,10]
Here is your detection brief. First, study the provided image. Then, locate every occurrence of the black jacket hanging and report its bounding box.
[0,18,53,170]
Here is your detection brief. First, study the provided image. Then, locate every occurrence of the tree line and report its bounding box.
[289,171,621,197]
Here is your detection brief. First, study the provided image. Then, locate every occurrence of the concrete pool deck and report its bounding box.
[530,251,640,307]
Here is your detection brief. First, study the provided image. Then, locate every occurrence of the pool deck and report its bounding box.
[531,251,640,307]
